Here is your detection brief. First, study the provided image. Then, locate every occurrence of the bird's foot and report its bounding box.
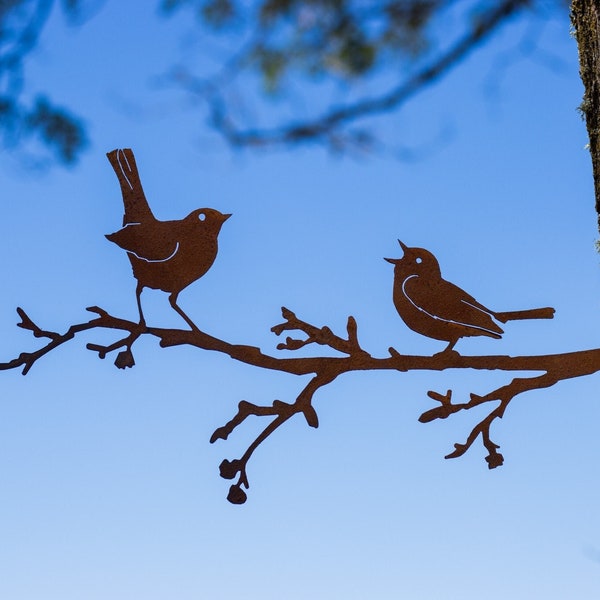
[180,315,200,332]
[168,296,201,332]
[433,348,460,360]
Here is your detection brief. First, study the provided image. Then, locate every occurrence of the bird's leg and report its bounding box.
[168,293,200,331]
[135,283,147,328]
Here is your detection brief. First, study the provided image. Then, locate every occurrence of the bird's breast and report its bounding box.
[128,235,219,294]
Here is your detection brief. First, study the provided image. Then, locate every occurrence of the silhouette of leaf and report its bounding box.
[114,348,135,369]
[485,450,504,469]
[227,485,247,505]
[219,458,242,480]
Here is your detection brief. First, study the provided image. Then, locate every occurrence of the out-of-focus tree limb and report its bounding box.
[0,0,87,165]
[201,0,534,149]
[0,0,572,166]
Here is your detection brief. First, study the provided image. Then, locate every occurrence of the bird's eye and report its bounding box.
[416,257,423,264]
[198,212,206,221]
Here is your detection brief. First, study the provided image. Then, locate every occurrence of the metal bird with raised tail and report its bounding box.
[106,149,231,330]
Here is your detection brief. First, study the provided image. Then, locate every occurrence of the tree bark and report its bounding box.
[571,0,600,233]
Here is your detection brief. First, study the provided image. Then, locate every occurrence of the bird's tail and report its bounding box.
[106,149,155,226]
[494,307,555,323]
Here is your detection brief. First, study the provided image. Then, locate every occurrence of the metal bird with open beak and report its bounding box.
[385,240,555,353]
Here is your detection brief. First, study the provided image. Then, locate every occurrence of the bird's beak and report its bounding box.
[385,239,408,264]
[397,239,408,253]
[222,213,232,221]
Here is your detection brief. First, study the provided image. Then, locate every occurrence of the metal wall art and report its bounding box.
[2,148,599,504]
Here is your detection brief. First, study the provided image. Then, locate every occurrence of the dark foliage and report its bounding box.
[0,0,571,162]
[163,0,569,151]
[0,0,87,165]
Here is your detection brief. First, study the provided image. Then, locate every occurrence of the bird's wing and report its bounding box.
[105,223,180,262]
[106,149,156,226]
[403,275,503,335]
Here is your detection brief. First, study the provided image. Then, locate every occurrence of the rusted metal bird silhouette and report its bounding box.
[385,240,555,353]
[106,149,231,330]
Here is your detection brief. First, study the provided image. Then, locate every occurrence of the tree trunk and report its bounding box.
[571,0,600,234]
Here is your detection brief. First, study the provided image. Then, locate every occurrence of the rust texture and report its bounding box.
[1,149,597,505]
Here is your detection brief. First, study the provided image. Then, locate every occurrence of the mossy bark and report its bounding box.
[571,0,600,233]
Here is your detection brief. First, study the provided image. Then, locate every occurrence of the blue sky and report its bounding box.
[1,2,599,599]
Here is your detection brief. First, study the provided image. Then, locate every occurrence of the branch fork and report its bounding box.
[2,303,599,504]
[271,306,370,358]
